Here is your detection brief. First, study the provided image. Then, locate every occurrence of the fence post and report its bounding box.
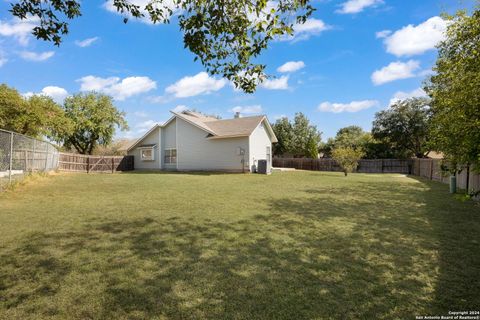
[45,144,49,171]
[430,159,434,180]
[24,150,28,173]
[381,159,384,173]
[112,157,115,173]
[87,156,90,174]
[466,164,470,192]
[8,132,13,184]
[31,139,36,172]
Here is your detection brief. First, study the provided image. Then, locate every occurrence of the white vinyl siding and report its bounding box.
[176,117,249,172]
[127,127,161,169]
[162,119,177,169]
[249,120,273,172]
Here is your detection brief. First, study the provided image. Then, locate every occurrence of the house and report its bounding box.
[127,110,278,172]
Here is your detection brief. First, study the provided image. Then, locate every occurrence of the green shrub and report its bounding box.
[332,147,365,176]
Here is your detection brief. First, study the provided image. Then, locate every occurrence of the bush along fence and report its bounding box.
[0,129,60,190]
[273,157,480,197]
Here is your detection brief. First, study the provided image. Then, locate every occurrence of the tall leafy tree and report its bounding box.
[334,126,372,150]
[271,117,294,156]
[425,8,480,169]
[271,113,321,158]
[292,112,321,158]
[319,126,388,159]
[372,98,431,159]
[8,0,314,93]
[0,84,70,138]
[56,93,128,154]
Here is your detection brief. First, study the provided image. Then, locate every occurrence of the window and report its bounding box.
[165,149,177,164]
[140,148,155,161]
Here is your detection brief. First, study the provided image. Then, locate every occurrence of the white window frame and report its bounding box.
[164,148,177,164]
[139,147,155,161]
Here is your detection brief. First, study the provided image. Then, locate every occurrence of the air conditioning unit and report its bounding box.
[257,159,270,174]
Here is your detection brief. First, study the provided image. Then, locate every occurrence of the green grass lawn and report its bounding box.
[0,171,479,319]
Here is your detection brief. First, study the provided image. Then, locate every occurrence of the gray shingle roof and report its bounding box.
[203,116,265,137]
[173,111,276,141]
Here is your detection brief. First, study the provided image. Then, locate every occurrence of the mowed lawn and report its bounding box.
[0,171,479,319]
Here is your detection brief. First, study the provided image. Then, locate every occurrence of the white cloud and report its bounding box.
[337,0,383,14]
[0,17,38,46]
[274,114,287,120]
[382,16,448,56]
[318,100,379,113]
[375,30,391,39]
[389,88,427,106]
[371,60,420,85]
[281,18,331,42]
[78,76,119,91]
[19,51,55,62]
[103,0,179,24]
[277,61,305,73]
[172,105,188,112]
[230,105,263,114]
[165,72,227,98]
[75,37,99,47]
[260,76,289,90]
[41,86,69,103]
[23,86,69,103]
[77,75,157,100]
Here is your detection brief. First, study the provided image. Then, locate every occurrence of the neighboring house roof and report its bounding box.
[127,110,277,151]
[426,151,444,159]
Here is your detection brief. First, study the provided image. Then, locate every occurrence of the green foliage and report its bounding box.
[9,0,314,93]
[425,8,480,170]
[92,139,133,156]
[372,98,431,159]
[362,140,397,159]
[331,147,365,176]
[320,126,374,158]
[292,113,322,158]
[56,93,128,155]
[0,83,71,138]
[271,113,321,158]
[271,117,294,156]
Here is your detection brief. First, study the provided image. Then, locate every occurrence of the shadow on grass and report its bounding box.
[0,177,479,319]
[124,170,246,176]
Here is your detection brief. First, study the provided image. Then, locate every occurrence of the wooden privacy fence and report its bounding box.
[411,159,480,192]
[273,157,480,194]
[273,158,412,174]
[58,153,134,173]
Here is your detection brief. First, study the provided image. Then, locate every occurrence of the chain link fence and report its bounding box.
[0,129,59,191]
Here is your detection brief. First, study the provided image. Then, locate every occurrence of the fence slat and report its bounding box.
[58,153,134,173]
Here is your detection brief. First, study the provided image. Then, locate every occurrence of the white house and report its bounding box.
[127,110,278,172]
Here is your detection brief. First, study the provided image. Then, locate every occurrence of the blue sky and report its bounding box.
[0,0,475,139]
